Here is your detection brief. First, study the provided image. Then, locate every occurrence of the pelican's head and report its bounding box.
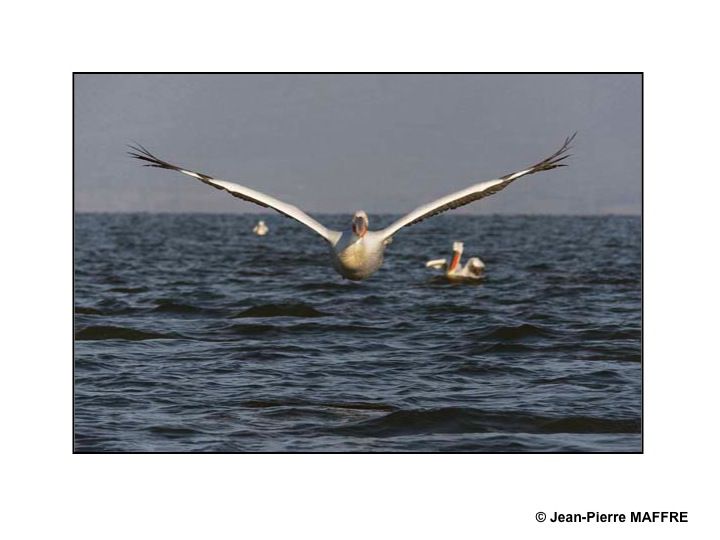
[352,210,369,237]
[467,257,485,277]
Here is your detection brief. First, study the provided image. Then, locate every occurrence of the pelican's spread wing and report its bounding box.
[129,145,341,245]
[426,258,448,270]
[379,134,575,241]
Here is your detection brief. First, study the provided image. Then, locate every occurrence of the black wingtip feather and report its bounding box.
[529,132,576,173]
[498,133,576,180]
[127,143,180,171]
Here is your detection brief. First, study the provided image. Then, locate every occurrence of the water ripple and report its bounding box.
[74,214,641,452]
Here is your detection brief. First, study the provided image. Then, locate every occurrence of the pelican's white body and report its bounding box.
[446,258,485,281]
[330,230,387,281]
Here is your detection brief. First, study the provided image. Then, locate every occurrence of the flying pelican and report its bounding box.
[129,134,574,281]
[426,242,485,281]
[253,220,269,236]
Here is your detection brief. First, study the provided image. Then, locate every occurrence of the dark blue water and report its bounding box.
[74,214,641,452]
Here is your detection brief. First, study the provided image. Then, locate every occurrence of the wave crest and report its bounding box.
[75,325,176,341]
[233,303,328,318]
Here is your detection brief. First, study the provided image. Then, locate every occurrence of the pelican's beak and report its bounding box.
[352,221,367,236]
[352,213,368,237]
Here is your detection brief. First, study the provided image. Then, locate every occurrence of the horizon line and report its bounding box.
[74,210,641,217]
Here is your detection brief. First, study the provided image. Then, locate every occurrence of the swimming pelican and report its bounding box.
[129,134,573,281]
[426,242,485,281]
[253,220,269,236]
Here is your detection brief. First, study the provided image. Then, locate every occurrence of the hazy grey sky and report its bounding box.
[75,74,640,215]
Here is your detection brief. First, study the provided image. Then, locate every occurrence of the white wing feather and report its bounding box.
[129,145,341,245]
[426,258,448,270]
[379,134,575,241]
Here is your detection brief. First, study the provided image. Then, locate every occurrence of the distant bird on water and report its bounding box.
[426,242,485,281]
[129,134,574,281]
[253,220,268,236]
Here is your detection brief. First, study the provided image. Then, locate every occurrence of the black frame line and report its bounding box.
[72,72,643,454]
